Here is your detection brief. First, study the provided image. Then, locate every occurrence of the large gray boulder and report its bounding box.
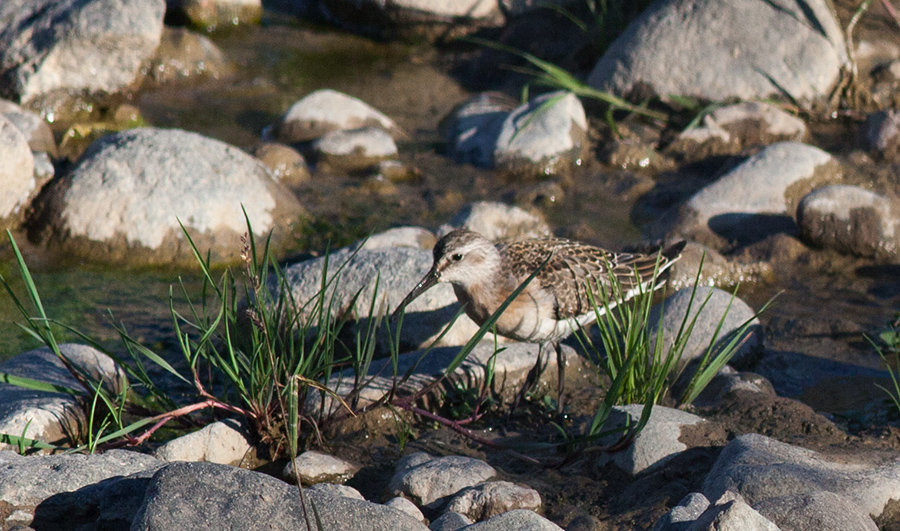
[27,127,305,266]
[133,461,430,530]
[703,433,900,519]
[587,0,847,104]
[0,0,165,104]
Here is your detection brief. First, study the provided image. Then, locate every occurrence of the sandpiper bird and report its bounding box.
[392,229,686,412]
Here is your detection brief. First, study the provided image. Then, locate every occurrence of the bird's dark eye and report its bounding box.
[451,253,463,261]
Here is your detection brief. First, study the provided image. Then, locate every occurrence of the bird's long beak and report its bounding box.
[391,267,439,322]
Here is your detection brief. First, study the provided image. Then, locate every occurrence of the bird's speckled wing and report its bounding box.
[497,238,672,318]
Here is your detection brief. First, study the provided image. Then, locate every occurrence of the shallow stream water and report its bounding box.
[1,13,899,432]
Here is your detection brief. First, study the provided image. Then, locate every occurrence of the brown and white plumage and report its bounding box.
[392,228,686,411]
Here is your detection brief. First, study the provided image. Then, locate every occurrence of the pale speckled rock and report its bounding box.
[494,91,587,179]
[654,142,840,249]
[318,0,501,39]
[594,405,705,475]
[0,114,36,227]
[276,89,397,144]
[314,126,399,171]
[753,491,878,531]
[649,286,763,375]
[430,511,474,531]
[166,0,262,30]
[664,241,773,291]
[283,450,360,485]
[0,0,165,105]
[388,452,497,510]
[313,342,584,416]
[703,433,900,518]
[586,0,846,104]
[0,449,162,511]
[306,482,366,500]
[154,419,253,466]
[797,184,900,258]
[687,498,781,531]
[0,344,127,452]
[0,99,57,155]
[461,509,563,530]
[27,127,305,266]
[438,201,551,241]
[667,102,807,162]
[132,461,430,531]
[353,226,437,252]
[386,496,427,523]
[444,481,542,521]
[652,492,710,531]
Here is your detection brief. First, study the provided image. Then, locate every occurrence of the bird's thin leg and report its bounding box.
[555,341,565,414]
[507,343,548,417]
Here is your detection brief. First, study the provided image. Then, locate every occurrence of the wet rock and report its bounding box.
[318,0,501,40]
[275,89,397,144]
[0,99,57,156]
[652,492,710,531]
[386,496,427,522]
[279,245,482,351]
[667,102,807,162]
[132,461,430,530]
[444,481,542,521]
[0,449,162,529]
[664,241,772,291]
[154,419,253,466]
[703,433,900,519]
[442,92,517,168]
[594,405,706,475]
[603,138,673,173]
[797,184,900,259]
[494,91,588,180]
[438,201,551,241]
[461,509,563,530]
[0,344,126,452]
[429,511,473,530]
[0,0,165,105]
[687,496,780,531]
[753,491,878,531]
[313,126,399,172]
[166,0,262,30]
[148,27,235,84]
[654,142,840,250]
[283,450,360,485]
[0,114,36,228]
[649,286,763,377]
[862,109,900,161]
[27,127,305,266]
[586,0,846,104]
[387,452,497,510]
[249,142,311,187]
[307,482,366,500]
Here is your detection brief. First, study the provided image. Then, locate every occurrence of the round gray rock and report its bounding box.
[444,481,542,521]
[654,142,840,249]
[153,419,253,466]
[0,114,36,228]
[862,109,900,161]
[0,99,57,155]
[494,91,587,179]
[442,92,516,168]
[438,201,551,241]
[314,126,398,172]
[797,184,900,258]
[28,127,305,266]
[275,89,397,144]
[388,452,497,509]
[649,286,763,379]
[283,450,360,485]
[460,509,563,531]
[0,0,165,104]
[586,0,847,104]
